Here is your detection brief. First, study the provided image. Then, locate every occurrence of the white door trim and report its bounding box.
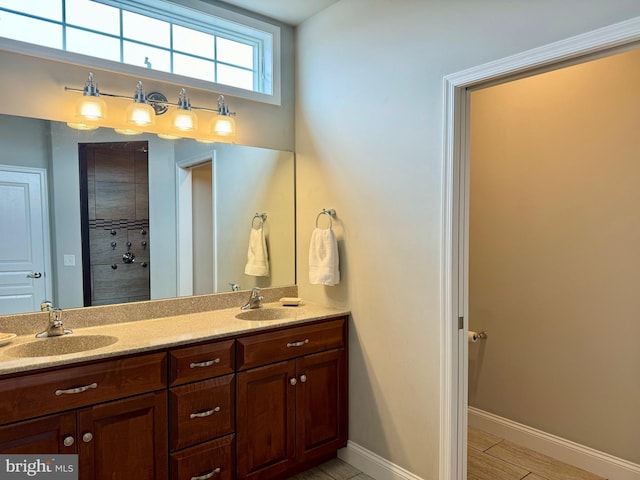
[175,152,215,296]
[440,16,640,480]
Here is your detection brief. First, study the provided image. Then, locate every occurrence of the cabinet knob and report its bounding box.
[300,374,307,383]
[82,432,93,443]
[289,378,297,386]
[63,436,75,447]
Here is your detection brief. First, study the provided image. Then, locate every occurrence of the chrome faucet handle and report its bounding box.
[50,308,63,327]
[250,287,262,297]
[36,308,72,338]
[241,287,264,310]
[41,300,53,312]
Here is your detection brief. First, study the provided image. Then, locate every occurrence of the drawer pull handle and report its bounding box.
[191,467,221,480]
[189,406,221,419]
[55,382,97,396]
[189,358,220,368]
[286,339,309,348]
[300,374,307,383]
[290,378,297,386]
[63,436,75,447]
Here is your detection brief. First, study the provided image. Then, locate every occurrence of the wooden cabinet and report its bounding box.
[168,340,236,480]
[0,352,168,480]
[0,412,76,454]
[77,391,168,480]
[236,318,348,480]
[237,360,297,479]
[0,314,348,480]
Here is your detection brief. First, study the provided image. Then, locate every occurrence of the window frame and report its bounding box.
[0,0,281,105]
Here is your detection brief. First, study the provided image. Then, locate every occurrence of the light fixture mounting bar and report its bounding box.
[64,86,235,116]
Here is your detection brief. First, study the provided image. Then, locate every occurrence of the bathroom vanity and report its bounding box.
[0,299,349,480]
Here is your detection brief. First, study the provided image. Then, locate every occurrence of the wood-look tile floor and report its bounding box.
[287,428,606,480]
[468,427,607,480]
[287,457,373,480]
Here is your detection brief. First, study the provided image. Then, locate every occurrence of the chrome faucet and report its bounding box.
[36,308,72,338]
[241,287,264,310]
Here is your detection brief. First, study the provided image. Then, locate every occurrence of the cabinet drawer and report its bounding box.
[0,352,167,425]
[169,340,234,386]
[170,434,234,480]
[236,318,345,370]
[169,375,235,451]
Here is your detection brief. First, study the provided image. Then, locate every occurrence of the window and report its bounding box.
[0,0,279,103]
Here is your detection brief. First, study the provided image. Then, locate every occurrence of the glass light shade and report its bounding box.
[126,102,155,126]
[211,115,236,137]
[67,121,99,131]
[114,128,142,136]
[172,109,197,131]
[75,96,106,120]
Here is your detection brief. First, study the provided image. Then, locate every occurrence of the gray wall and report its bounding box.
[0,116,49,170]
[295,1,640,477]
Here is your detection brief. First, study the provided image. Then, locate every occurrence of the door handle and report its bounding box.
[26,272,42,279]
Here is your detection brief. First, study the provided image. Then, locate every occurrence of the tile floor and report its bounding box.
[287,457,373,480]
[288,428,606,480]
[468,428,606,480]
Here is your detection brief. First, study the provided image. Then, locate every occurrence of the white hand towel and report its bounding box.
[244,226,269,276]
[308,227,340,286]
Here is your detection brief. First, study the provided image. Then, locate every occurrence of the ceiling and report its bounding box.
[217,0,339,25]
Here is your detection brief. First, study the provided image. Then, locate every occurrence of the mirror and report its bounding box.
[0,113,295,314]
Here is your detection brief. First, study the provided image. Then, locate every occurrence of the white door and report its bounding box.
[0,167,51,314]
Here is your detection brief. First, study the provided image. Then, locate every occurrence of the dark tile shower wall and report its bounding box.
[81,142,150,306]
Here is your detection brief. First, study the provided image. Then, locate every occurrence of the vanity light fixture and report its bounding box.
[211,95,236,137]
[65,73,238,140]
[126,82,155,127]
[75,73,107,121]
[66,120,99,131]
[172,88,197,131]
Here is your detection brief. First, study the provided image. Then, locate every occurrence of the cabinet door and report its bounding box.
[236,361,296,479]
[77,391,168,480]
[0,413,76,454]
[296,349,347,463]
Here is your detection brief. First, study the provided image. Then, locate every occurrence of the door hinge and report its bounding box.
[458,316,464,330]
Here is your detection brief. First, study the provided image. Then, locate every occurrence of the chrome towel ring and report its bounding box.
[252,212,267,228]
[315,209,336,228]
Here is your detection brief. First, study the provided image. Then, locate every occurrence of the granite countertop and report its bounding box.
[0,301,350,376]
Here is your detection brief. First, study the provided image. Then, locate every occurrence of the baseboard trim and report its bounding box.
[338,442,424,480]
[468,407,640,480]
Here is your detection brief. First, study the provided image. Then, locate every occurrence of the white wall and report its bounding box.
[295,1,640,478]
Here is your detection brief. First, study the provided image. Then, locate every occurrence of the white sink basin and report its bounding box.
[6,335,118,358]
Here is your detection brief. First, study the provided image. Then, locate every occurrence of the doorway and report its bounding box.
[0,166,52,314]
[176,153,216,297]
[78,141,150,306]
[441,19,640,480]
[467,47,640,479]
